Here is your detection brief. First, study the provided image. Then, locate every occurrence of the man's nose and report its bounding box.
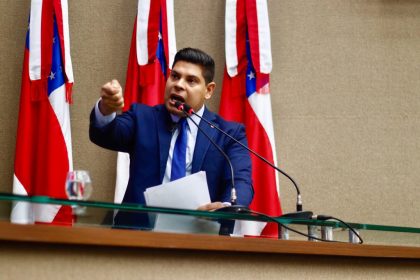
[173,79,185,91]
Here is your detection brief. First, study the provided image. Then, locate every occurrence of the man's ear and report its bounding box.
[205,82,216,100]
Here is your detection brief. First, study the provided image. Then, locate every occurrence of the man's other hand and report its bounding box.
[99,79,124,115]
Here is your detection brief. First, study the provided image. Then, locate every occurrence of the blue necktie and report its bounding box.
[171,118,188,181]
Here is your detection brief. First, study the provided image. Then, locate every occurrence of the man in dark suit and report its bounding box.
[90,48,253,228]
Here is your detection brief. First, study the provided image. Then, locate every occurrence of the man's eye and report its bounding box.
[171,73,179,80]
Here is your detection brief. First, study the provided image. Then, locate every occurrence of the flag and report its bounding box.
[220,0,281,236]
[11,0,74,225]
[114,0,176,203]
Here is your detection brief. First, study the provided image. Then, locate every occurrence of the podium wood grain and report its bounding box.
[0,221,419,259]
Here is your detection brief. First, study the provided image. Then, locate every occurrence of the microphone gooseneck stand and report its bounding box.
[175,103,248,213]
[174,101,311,218]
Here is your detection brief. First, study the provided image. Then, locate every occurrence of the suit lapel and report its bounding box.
[156,106,174,181]
[192,107,218,173]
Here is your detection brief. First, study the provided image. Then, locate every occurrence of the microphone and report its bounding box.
[174,101,248,212]
[175,102,194,115]
[174,101,312,219]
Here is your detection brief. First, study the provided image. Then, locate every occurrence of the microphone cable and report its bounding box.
[236,208,363,244]
[313,214,364,244]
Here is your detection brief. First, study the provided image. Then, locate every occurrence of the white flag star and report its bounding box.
[49,71,55,80]
[247,71,255,80]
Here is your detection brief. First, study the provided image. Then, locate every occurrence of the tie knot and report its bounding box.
[178,118,188,131]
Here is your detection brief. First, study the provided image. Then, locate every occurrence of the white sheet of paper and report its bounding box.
[144,171,220,234]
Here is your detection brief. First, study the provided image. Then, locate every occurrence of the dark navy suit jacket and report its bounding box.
[90,104,253,228]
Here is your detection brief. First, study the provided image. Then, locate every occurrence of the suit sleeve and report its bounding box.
[89,104,138,153]
[223,124,254,206]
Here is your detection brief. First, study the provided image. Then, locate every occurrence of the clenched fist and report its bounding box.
[99,79,124,115]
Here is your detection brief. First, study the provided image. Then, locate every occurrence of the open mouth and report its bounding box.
[169,94,185,105]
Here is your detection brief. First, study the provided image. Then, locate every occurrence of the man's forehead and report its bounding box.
[172,61,204,79]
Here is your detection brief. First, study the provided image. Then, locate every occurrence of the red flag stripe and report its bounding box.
[146,0,160,63]
[236,0,248,75]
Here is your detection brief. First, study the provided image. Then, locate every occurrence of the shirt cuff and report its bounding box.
[94,99,116,127]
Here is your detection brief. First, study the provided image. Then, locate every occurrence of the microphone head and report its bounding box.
[183,104,193,114]
[174,101,184,111]
[174,101,194,115]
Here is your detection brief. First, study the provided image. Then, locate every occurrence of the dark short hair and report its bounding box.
[172,47,215,84]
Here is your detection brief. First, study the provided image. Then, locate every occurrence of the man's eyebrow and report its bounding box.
[186,74,200,80]
[171,70,200,80]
